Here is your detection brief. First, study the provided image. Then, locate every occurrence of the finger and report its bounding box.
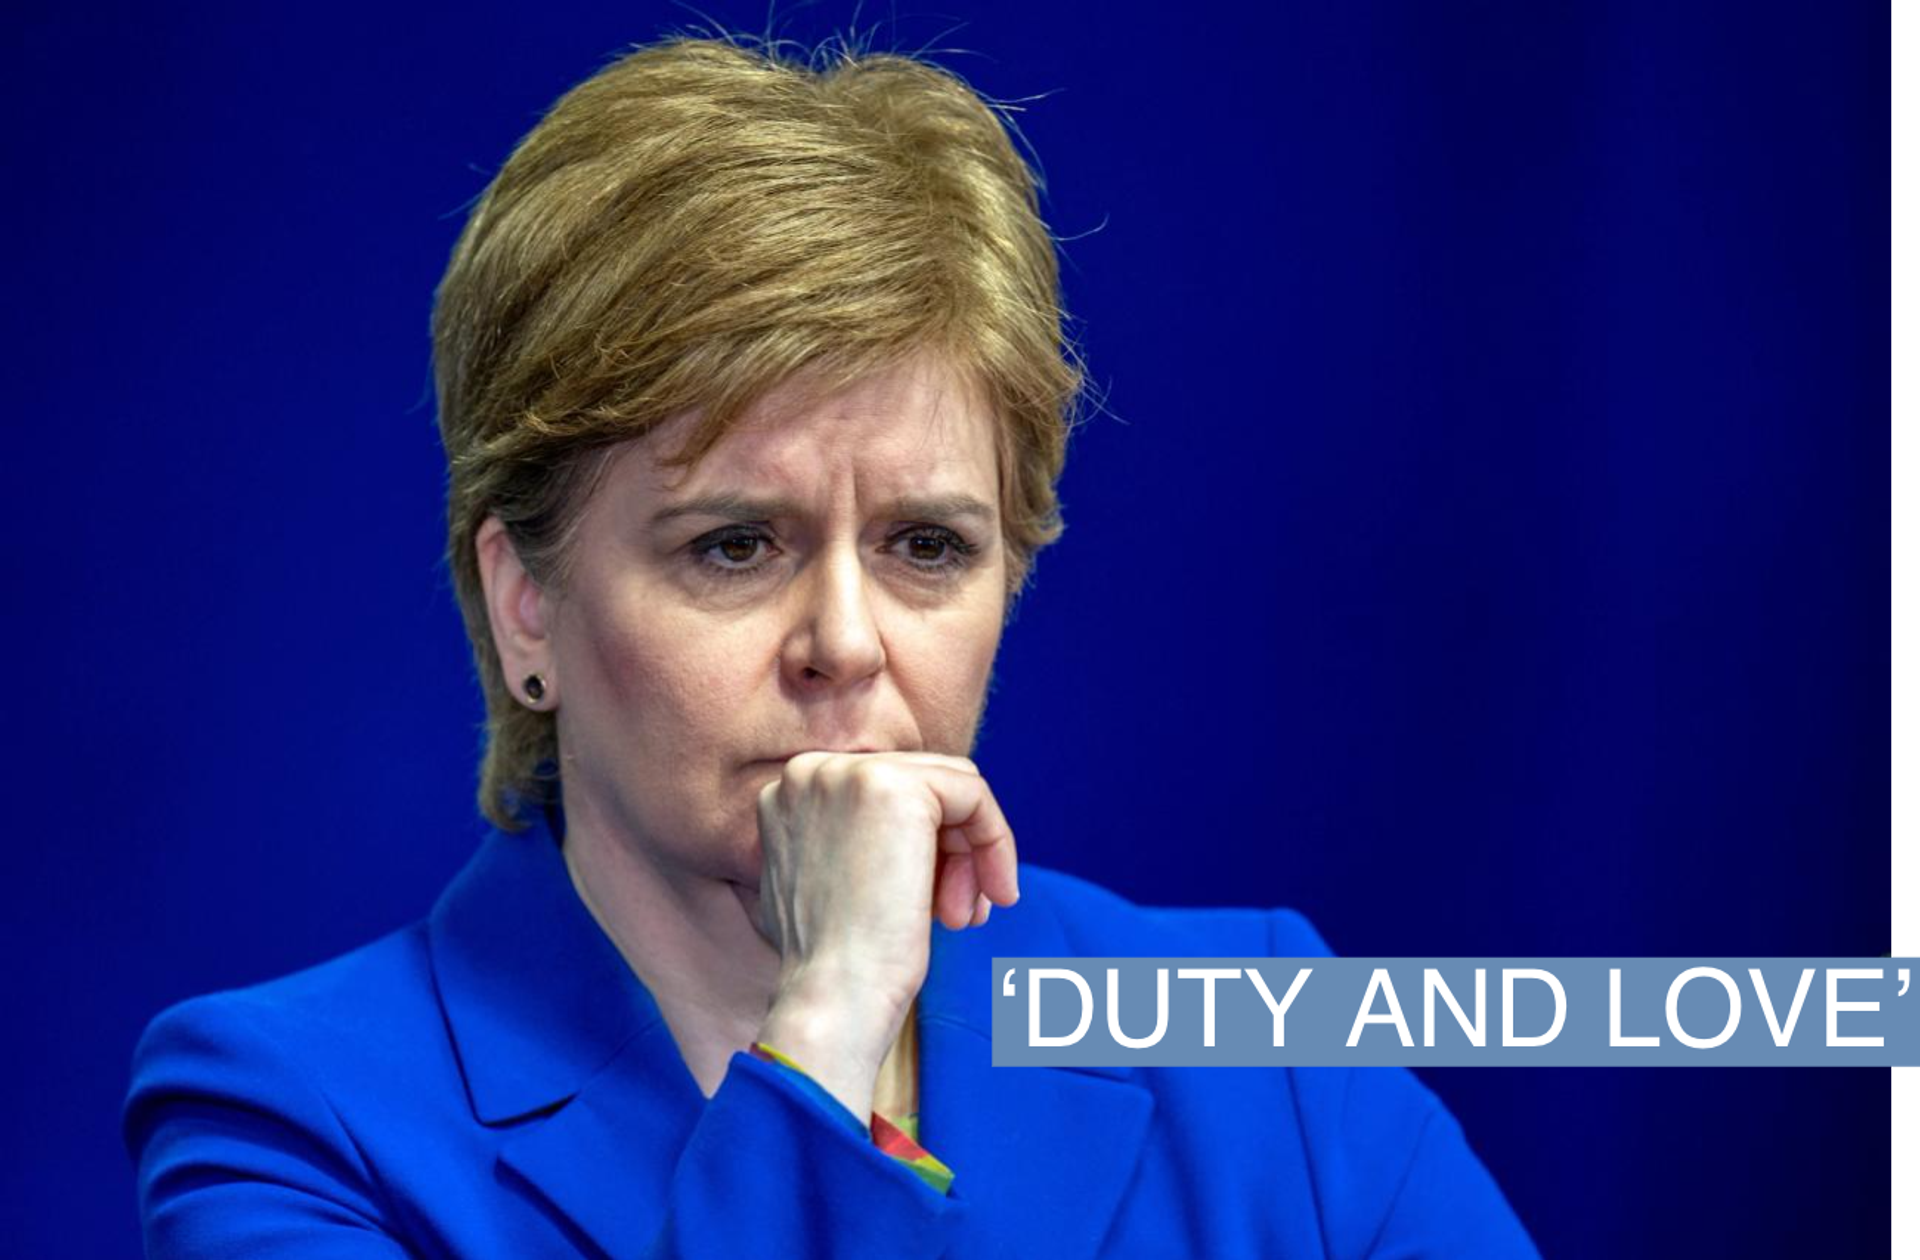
[936,828,985,927]
[878,751,981,773]
[936,851,979,930]
[972,892,992,928]
[912,764,1019,906]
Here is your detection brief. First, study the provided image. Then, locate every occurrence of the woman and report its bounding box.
[124,34,1537,1257]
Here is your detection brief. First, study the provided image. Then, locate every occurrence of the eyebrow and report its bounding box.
[650,491,998,527]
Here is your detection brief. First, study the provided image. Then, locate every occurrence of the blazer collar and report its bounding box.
[426,804,682,1124]
[428,809,1154,1258]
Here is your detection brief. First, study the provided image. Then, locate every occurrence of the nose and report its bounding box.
[785,543,886,689]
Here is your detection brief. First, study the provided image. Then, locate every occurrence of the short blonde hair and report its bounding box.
[433,34,1086,831]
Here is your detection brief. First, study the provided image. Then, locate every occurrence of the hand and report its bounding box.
[751,751,1018,1121]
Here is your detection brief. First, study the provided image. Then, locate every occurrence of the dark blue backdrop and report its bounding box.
[6,2,1887,1255]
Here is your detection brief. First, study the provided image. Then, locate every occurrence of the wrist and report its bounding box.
[772,955,917,1037]
[754,998,885,1125]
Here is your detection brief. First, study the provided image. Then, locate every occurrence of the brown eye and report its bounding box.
[716,536,761,565]
[891,525,979,575]
[905,534,949,564]
[691,527,778,578]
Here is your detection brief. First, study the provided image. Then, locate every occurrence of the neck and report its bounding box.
[556,795,916,1112]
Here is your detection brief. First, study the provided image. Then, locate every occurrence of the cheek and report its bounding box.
[573,589,768,755]
[903,606,1003,751]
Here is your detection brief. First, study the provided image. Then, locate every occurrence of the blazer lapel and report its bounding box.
[492,1020,702,1256]
[430,811,1154,1258]
[918,894,1156,1258]
[427,809,704,1257]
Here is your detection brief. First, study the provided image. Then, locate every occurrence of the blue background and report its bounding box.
[6,2,1886,1255]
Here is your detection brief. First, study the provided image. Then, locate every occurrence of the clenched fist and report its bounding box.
[751,751,1019,1122]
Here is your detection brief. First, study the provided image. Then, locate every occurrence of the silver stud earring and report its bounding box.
[522,673,548,704]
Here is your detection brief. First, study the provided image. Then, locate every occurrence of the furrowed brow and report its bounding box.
[882,494,998,526]
[651,491,997,527]
[649,493,804,526]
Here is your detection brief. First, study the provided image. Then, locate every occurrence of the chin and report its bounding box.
[728,881,774,946]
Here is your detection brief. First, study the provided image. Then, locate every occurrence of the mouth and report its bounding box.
[751,746,889,765]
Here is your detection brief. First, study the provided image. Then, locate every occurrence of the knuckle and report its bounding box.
[813,754,857,792]
[845,757,907,799]
[786,751,831,777]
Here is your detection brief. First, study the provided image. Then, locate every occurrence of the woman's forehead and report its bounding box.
[637,357,1000,504]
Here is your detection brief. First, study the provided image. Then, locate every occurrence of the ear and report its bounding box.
[475,515,556,709]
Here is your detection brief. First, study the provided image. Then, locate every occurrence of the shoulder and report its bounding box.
[1015,863,1335,958]
[121,923,445,1248]
[130,919,437,1064]
[123,921,443,1155]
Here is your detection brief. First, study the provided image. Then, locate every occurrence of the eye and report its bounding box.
[890,525,980,575]
[687,523,981,582]
[690,526,779,578]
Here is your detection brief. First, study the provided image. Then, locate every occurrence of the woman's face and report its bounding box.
[538,352,1009,905]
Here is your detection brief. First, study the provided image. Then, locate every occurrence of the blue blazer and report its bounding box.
[124,811,1538,1258]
